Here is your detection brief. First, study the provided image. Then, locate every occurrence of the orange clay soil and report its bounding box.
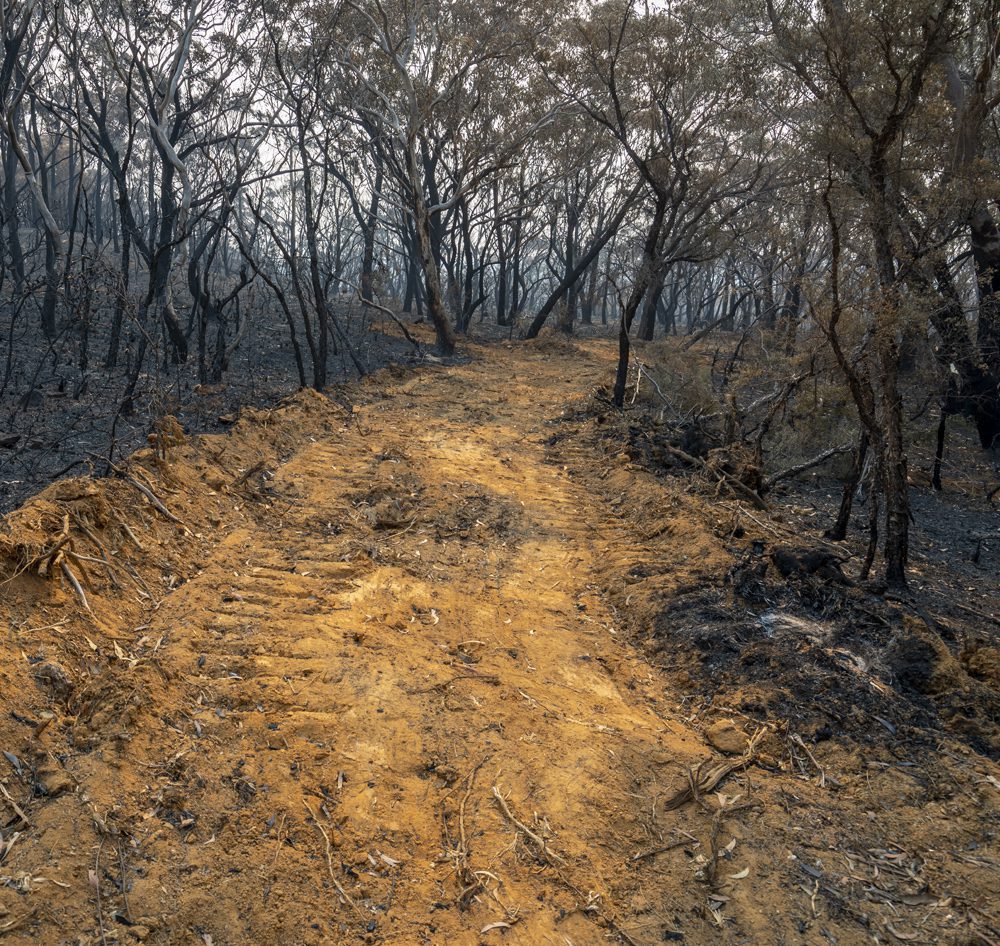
[0,337,997,946]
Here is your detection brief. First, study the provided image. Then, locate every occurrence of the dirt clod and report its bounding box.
[704,719,750,755]
[35,764,74,797]
[32,662,74,701]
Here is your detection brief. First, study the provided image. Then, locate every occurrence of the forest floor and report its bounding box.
[0,302,421,515]
[0,330,998,946]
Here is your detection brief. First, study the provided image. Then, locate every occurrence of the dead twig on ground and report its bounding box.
[60,560,90,611]
[491,785,639,945]
[662,443,768,510]
[94,837,109,946]
[303,801,364,916]
[492,786,565,866]
[73,521,122,588]
[231,461,267,490]
[284,671,328,698]
[630,838,690,862]
[441,756,491,906]
[405,673,500,695]
[120,561,156,602]
[116,518,145,551]
[699,799,759,888]
[0,910,36,934]
[112,467,183,524]
[790,734,842,788]
[0,781,30,827]
[663,727,767,811]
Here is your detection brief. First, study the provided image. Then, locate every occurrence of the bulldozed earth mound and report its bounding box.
[0,338,997,946]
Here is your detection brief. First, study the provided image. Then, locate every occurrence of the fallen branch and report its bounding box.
[662,443,768,511]
[69,549,121,590]
[949,601,1000,628]
[663,727,767,811]
[118,472,183,524]
[117,519,145,551]
[631,362,672,408]
[764,443,852,491]
[73,519,110,555]
[357,294,422,350]
[60,560,90,612]
[681,309,737,351]
[492,786,565,865]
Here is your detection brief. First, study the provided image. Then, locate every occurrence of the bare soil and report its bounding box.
[0,332,998,946]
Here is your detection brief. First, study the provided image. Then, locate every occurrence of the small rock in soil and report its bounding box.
[705,719,749,755]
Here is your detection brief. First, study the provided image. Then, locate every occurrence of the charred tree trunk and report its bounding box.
[637,265,667,341]
[969,207,1000,447]
[525,186,637,339]
[360,165,383,304]
[613,193,668,408]
[557,188,579,335]
[581,243,601,326]
[827,431,869,541]
[407,138,455,355]
[3,140,24,290]
[105,220,131,370]
[871,185,910,588]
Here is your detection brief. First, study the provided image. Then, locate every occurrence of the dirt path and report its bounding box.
[1,338,998,946]
[142,342,712,945]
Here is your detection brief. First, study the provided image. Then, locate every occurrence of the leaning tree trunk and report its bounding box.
[525,186,638,339]
[613,193,668,408]
[407,139,455,355]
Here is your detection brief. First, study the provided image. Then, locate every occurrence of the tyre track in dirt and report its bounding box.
[0,340,709,946]
[135,343,705,945]
[3,338,997,946]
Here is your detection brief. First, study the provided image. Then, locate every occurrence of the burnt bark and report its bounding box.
[525,185,638,339]
[613,193,668,407]
[407,137,455,355]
